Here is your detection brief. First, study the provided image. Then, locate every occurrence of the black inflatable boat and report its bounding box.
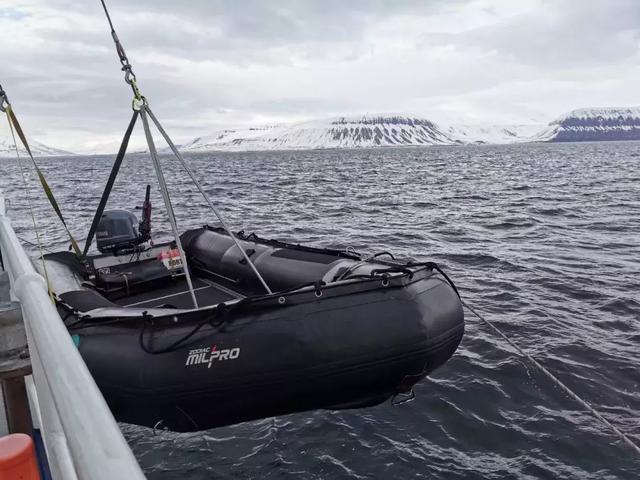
[40,217,464,432]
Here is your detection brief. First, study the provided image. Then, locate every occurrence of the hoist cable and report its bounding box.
[97,0,272,295]
[99,0,143,102]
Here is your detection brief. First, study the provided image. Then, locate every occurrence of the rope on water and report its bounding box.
[16,235,56,254]
[461,298,640,456]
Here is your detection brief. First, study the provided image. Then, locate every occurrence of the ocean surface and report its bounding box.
[1,142,639,479]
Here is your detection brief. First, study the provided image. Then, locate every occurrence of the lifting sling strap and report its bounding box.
[83,110,139,255]
[5,104,83,258]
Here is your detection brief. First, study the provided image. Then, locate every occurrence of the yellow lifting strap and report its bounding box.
[5,105,83,258]
[4,106,54,301]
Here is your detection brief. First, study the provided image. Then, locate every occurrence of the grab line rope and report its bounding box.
[461,298,640,456]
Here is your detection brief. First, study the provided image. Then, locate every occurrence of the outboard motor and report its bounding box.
[96,185,153,254]
[96,210,141,253]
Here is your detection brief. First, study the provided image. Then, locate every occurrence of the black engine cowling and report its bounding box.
[96,210,140,253]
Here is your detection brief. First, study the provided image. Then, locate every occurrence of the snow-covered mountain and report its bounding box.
[444,124,545,145]
[536,107,640,142]
[176,115,544,152]
[178,125,285,151]
[7,108,640,156]
[0,134,72,158]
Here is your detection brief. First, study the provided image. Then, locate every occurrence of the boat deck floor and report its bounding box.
[112,277,242,309]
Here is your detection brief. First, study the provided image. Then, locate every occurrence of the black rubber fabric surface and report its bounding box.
[112,277,238,309]
[270,248,338,264]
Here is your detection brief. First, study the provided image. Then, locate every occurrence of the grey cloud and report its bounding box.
[27,1,451,47]
[102,0,453,43]
[2,0,640,152]
[435,0,640,68]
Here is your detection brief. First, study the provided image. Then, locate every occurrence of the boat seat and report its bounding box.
[58,289,118,313]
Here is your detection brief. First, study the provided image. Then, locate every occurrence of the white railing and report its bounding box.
[0,193,146,479]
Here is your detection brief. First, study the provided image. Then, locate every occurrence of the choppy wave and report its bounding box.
[1,141,639,479]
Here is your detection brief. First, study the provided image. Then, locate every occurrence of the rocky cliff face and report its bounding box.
[537,107,640,142]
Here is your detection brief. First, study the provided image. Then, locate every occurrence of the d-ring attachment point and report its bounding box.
[132,95,147,111]
[392,389,415,406]
[153,420,166,435]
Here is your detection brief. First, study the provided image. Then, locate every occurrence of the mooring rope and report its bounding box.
[461,298,640,456]
[16,235,56,254]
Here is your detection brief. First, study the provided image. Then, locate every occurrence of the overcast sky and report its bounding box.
[1,0,639,152]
